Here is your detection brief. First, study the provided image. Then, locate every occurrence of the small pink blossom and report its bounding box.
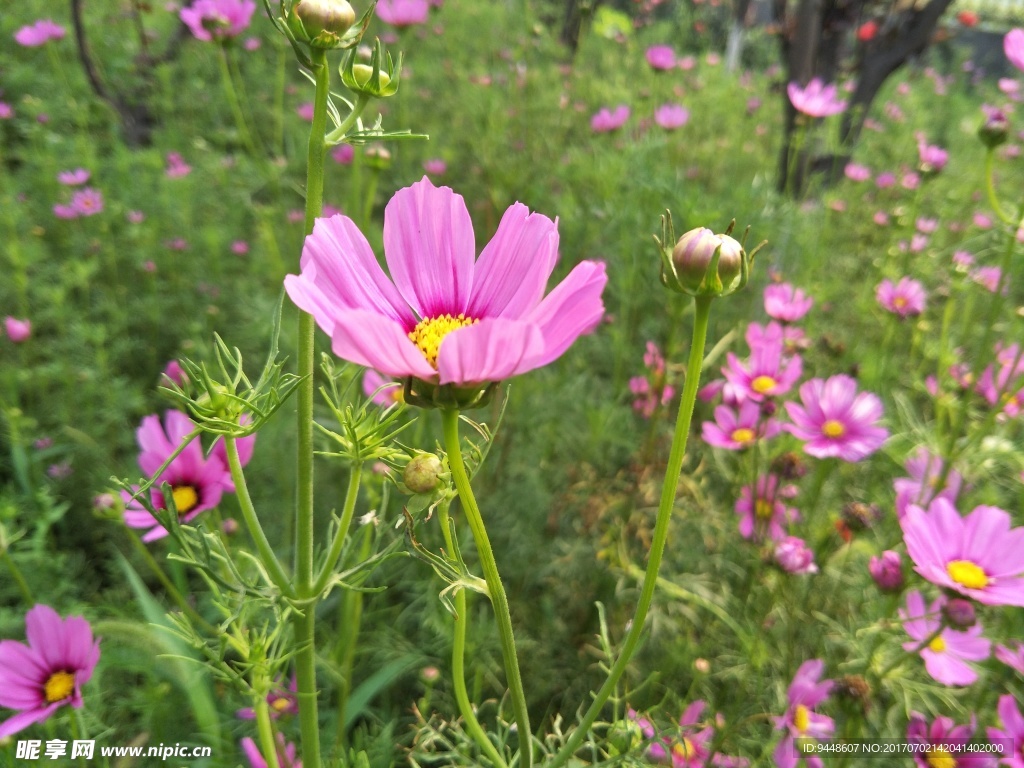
[773,660,833,768]
[53,204,79,220]
[764,283,813,323]
[844,163,870,181]
[645,45,676,70]
[702,400,781,450]
[127,210,146,224]
[590,105,630,133]
[787,78,847,117]
[70,188,104,216]
[297,102,315,122]
[180,0,256,41]
[654,103,689,129]
[735,474,798,541]
[165,152,192,178]
[231,240,250,255]
[0,103,12,119]
[4,317,32,343]
[875,172,896,189]
[974,212,994,228]
[375,0,430,27]
[775,537,817,574]
[876,277,926,317]
[331,144,355,164]
[58,169,90,186]
[14,20,66,47]
[971,265,1004,293]
[423,158,447,176]
[918,141,948,173]
[869,550,903,591]
[873,211,890,226]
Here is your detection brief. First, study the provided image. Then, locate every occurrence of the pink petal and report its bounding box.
[0,702,64,739]
[521,260,607,369]
[330,309,437,380]
[435,318,545,385]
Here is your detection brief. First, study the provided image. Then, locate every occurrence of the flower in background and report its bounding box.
[244,36,261,50]
[844,163,870,181]
[764,283,813,323]
[873,211,890,226]
[957,10,979,26]
[722,333,802,402]
[784,375,887,462]
[57,169,90,186]
[645,44,676,70]
[241,734,302,768]
[165,152,192,178]
[899,591,990,686]
[735,473,798,541]
[856,20,878,41]
[971,265,1004,293]
[986,695,1024,768]
[296,102,315,121]
[375,0,429,27]
[180,0,256,41]
[876,277,926,318]
[14,20,66,47]
[654,103,689,130]
[0,605,100,738]
[787,79,847,117]
[918,140,949,173]
[285,177,606,389]
[974,212,994,228]
[702,400,780,450]
[906,712,994,767]
[775,537,817,574]
[773,660,833,768]
[332,144,355,164]
[363,369,404,407]
[995,642,1024,675]
[4,317,32,343]
[902,171,921,190]
[423,158,447,176]
[0,102,12,119]
[875,172,896,189]
[902,498,1024,606]
[70,188,104,217]
[630,341,674,418]
[1005,28,1024,73]
[127,210,146,224]
[161,360,189,387]
[976,343,1024,416]
[869,550,903,591]
[231,240,250,255]
[238,677,298,720]
[916,217,938,233]
[645,701,750,767]
[894,447,962,518]
[591,105,630,133]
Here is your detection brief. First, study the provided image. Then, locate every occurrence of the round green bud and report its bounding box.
[671,227,721,292]
[290,0,356,43]
[403,453,444,494]
[715,233,745,290]
[351,63,392,89]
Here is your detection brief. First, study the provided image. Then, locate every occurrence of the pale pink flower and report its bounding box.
[14,20,66,47]
[876,277,926,317]
[775,537,817,574]
[4,317,32,343]
[180,0,256,41]
[57,169,90,186]
[591,105,630,133]
[764,283,813,323]
[654,103,689,129]
[787,79,847,117]
[375,0,429,27]
[70,188,104,217]
[331,145,355,164]
[1005,28,1024,73]
[844,163,870,181]
[423,158,447,175]
[645,45,676,70]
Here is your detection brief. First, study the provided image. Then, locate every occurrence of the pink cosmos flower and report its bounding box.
[775,537,817,574]
[876,277,926,317]
[654,103,690,130]
[902,498,1024,606]
[869,550,904,591]
[70,188,104,217]
[773,660,833,768]
[873,211,890,226]
[974,213,994,229]
[702,400,780,450]
[764,283,813,323]
[735,473,798,541]
[875,172,896,189]
[231,240,250,255]
[0,605,100,738]
[977,343,1024,415]
[165,152,192,178]
[902,171,921,190]
[995,642,1024,675]
[844,163,870,181]
[54,204,78,219]
[645,45,676,71]
[644,701,750,767]
[363,369,404,407]
[244,36,261,50]
[784,375,888,461]
[899,591,990,686]
[57,169,90,186]
[591,105,630,133]
[375,0,430,27]
[14,20,66,47]
[986,695,1024,768]
[127,210,146,224]
[971,266,1004,293]
[0,102,12,119]
[180,0,256,40]
[237,676,298,720]
[894,447,962,518]
[722,335,802,402]
[241,734,302,768]
[787,79,847,117]
[332,144,355,164]
[916,217,939,233]
[1005,29,1024,73]
[297,102,315,121]
[906,712,995,767]
[918,141,949,173]
[284,177,606,389]
[4,317,32,343]
[679,55,696,70]
[161,360,189,387]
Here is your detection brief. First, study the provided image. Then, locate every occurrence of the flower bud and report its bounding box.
[774,536,817,574]
[403,453,444,493]
[942,598,977,630]
[364,144,392,170]
[287,0,357,49]
[671,227,722,292]
[868,550,903,592]
[352,63,391,89]
[978,106,1009,150]
[339,40,401,97]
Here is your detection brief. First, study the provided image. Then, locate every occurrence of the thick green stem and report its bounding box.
[292,46,331,768]
[255,698,282,768]
[312,462,363,595]
[548,295,714,768]
[224,437,293,595]
[441,410,532,768]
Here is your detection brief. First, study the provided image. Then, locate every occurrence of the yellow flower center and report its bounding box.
[821,419,846,438]
[793,704,810,735]
[755,499,774,519]
[44,671,76,703]
[731,428,755,445]
[946,560,988,590]
[172,485,200,515]
[926,747,955,768]
[928,636,946,653]
[751,375,777,394]
[271,696,292,712]
[672,738,697,760]
[391,387,405,404]
[894,297,907,308]
[407,314,478,369]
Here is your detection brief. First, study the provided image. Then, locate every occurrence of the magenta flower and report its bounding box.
[875,172,896,189]
[902,498,1024,606]
[722,336,802,402]
[232,240,250,255]
[0,102,12,119]
[296,102,315,121]
[784,375,887,462]
[764,283,813,323]
[787,79,847,117]
[165,152,192,178]
[57,169,90,186]
[1005,29,1024,73]
[161,360,189,387]
[0,605,100,738]
[894,447,962,518]
[284,177,606,390]
[735,473,798,541]
[645,45,676,71]
[375,0,429,27]
[70,188,104,217]
[996,642,1024,675]
[423,158,447,176]
[591,105,630,133]
[241,734,302,768]
[775,536,817,574]
[906,712,995,767]
[655,103,690,130]
[918,141,949,173]
[971,266,1004,293]
[773,660,834,768]
[4,317,32,343]
[977,343,1024,416]
[332,144,355,164]
[180,0,256,41]
[869,550,904,591]
[876,277,926,317]
[363,369,404,407]
[121,411,237,541]
[844,163,870,182]
[14,20,66,47]
[899,590,990,686]
[645,701,750,767]
[702,400,780,450]
[237,676,298,720]
[986,695,1024,768]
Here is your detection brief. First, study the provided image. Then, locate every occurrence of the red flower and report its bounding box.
[956,10,978,26]
[857,20,878,41]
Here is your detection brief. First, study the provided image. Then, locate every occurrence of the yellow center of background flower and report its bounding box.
[793,704,810,734]
[172,485,200,515]
[271,696,291,712]
[755,499,773,519]
[731,428,755,444]
[928,636,946,653]
[44,670,75,703]
[894,297,907,308]
[926,747,955,768]
[751,375,777,394]
[408,314,478,369]
[821,419,846,438]
[672,738,697,759]
[946,560,988,589]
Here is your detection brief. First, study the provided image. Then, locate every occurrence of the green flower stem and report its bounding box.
[441,409,532,768]
[437,504,510,768]
[324,93,372,144]
[255,697,282,768]
[224,437,293,596]
[1,547,33,605]
[312,462,363,596]
[549,294,714,768]
[217,44,259,156]
[293,46,331,768]
[984,149,1012,225]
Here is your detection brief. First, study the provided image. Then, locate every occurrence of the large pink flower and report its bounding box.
[901,498,1024,606]
[784,375,887,461]
[285,177,607,389]
[0,605,100,738]
[180,0,256,41]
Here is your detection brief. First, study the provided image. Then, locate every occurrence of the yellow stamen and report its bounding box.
[751,375,777,394]
[755,499,774,520]
[672,738,697,759]
[893,297,907,308]
[731,428,755,445]
[793,704,810,735]
[271,696,291,712]
[171,485,199,515]
[946,560,988,590]
[928,636,946,653]
[926,747,955,768]
[821,419,846,438]
[44,671,75,703]
[391,387,405,404]
[407,314,478,369]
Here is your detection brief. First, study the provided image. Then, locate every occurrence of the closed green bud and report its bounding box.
[340,39,402,97]
[403,453,444,494]
[654,211,762,299]
[285,0,359,49]
[671,226,722,292]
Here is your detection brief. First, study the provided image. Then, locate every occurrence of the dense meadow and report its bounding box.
[2,0,1024,766]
